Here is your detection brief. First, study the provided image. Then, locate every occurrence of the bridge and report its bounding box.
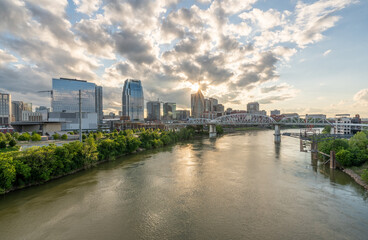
[167,113,368,142]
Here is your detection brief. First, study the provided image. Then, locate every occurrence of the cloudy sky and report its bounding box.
[0,0,367,117]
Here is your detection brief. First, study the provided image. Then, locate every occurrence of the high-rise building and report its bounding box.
[214,104,225,113]
[0,93,11,127]
[191,89,205,118]
[12,101,33,121]
[209,98,218,111]
[52,78,97,113]
[175,110,190,121]
[49,78,101,130]
[122,79,144,121]
[163,102,176,120]
[247,102,259,113]
[147,101,161,121]
[204,99,211,112]
[270,109,280,116]
[95,86,103,124]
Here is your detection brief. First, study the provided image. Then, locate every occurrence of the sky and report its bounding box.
[0,0,367,117]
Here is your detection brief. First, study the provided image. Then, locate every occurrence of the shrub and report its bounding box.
[12,132,20,140]
[61,134,68,140]
[216,125,224,134]
[18,132,31,141]
[52,133,60,140]
[0,141,6,149]
[31,134,41,142]
[8,139,16,147]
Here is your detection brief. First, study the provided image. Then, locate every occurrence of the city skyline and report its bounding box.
[0,0,367,117]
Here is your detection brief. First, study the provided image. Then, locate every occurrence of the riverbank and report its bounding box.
[0,128,207,195]
[343,168,368,190]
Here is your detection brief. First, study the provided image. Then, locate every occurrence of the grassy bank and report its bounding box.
[0,127,211,195]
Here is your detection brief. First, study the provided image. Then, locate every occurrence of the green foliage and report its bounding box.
[322,125,331,134]
[18,132,31,141]
[0,141,6,149]
[0,132,5,141]
[12,132,20,140]
[349,132,368,150]
[361,169,368,183]
[0,127,203,194]
[216,125,224,134]
[61,134,68,140]
[52,133,60,140]
[31,133,41,142]
[82,134,87,140]
[336,149,353,167]
[5,133,12,141]
[8,139,16,147]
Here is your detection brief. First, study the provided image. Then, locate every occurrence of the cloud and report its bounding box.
[0,0,357,112]
[354,89,368,103]
[323,49,332,56]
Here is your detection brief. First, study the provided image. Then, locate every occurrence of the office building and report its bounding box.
[247,102,259,113]
[122,79,144,121]
[163,102,176,120]
[270,109,280,116]
[191,89,205,118]
[175,110,190,121]
[209,98,218,111]
[95,86,103,124]
[36,106,50,121]
[0,93,11,127]
[51,78,102,130]
[204,99,211,112]
[22,111,43,122]
[335,114,351,135]
[12,101,34,121]
[147,101,161,121]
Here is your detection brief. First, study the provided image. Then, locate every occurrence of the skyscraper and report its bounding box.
[247,102,259,113]
[12,101,33,121]
[0,93,11,127]
[191,89,205,118]
[122,79,144,121]
[163,102,176,120]
[147,101,161,121]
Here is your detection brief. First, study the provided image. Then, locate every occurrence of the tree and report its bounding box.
[336,149,353,167]
[61,134,68,140]
[31,134,41,141]
[0,141,6,149]
[8,139,16,147]
[322,125,331,134]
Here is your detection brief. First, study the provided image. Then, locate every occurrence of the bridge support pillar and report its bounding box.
[330,151,336,169]
[311,141,318,160]
[209,124,217,138]
[274,124,281,143]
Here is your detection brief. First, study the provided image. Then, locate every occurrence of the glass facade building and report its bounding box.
[163,102,176,120]
[147,101,161,121]
[122,79,144,121]
[191,89,205,118]
[52,78,97,113]
[95,86,103,124]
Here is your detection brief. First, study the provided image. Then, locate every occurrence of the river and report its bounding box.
[0,130,367,240]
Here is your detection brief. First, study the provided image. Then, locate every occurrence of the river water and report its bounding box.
[1,130,368,240]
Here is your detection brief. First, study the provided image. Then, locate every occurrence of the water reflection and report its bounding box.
[0,130,367,240]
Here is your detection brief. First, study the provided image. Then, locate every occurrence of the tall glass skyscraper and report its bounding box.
[0,93,11,126]
[122,79,144,121]
[163,102,176,120]
[191,89,205,118]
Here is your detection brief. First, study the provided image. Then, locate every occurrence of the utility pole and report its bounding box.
[79,90,82,142]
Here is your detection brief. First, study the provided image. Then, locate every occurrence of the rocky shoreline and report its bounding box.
[343,168,368,191]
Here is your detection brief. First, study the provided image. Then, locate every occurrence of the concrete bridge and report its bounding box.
[167,113,368,143]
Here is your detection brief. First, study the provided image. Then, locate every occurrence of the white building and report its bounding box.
[335,114,351,135]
